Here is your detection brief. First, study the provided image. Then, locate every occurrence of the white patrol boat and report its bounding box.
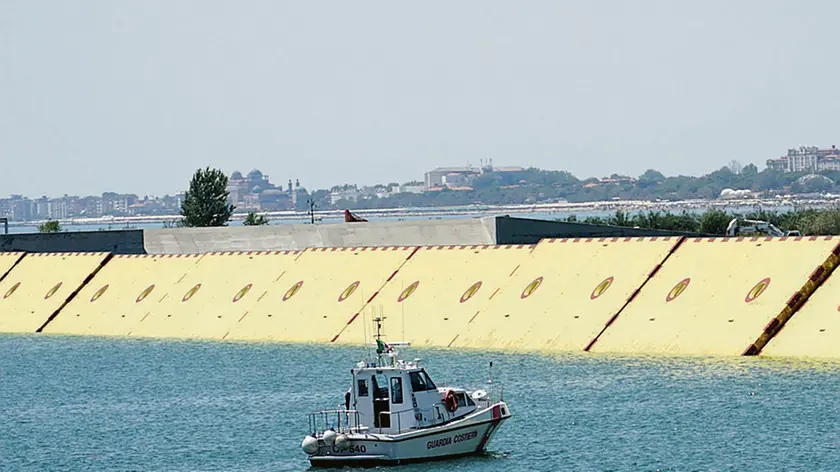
[301,317,511,467]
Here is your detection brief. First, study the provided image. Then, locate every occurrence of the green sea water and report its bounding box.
[0,334,837,471]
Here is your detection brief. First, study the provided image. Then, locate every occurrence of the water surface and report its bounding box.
[1,335,837,471]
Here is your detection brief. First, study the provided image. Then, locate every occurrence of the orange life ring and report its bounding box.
[443,389,458,413]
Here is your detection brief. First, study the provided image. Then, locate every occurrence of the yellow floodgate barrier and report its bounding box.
[331,245,534,347]
[591,236,840,356]
[128,252,301,340]
[0,252,24,282]
[452,237,681,353]
[0,252,110,333]
[761,273,840,359]
[46,254,202,337]
[759,239,840,359]
[225,246,418,343]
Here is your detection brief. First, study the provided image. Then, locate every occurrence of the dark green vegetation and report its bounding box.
[243,211,270,226]
[38,220,61,232]
[321,165,839,210]
[569,208,840,236]
[180,167,235,227]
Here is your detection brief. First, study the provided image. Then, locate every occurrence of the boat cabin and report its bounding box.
[345,361,478,434]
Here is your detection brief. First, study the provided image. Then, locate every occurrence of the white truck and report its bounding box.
[725,218,801,237]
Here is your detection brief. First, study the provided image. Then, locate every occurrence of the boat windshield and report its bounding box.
[458,392,475,407]
[409,369,437,392]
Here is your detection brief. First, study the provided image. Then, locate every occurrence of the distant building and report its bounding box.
[49,198,68,219]
[227,168,297,211]
[226,183,241,207]
[583,177,637,188]
[822,155,840,171]
[395,185,424,194]
[598,177,636,184]
[35,197,49,218]
[330,189,360,205]
[101,192,138,216]
[766,145,840,173]
[3,195,33,220]
[0,191,185,222]
[441,173,471,187]
[242,193,259,209]
[258,189,291,211]
[424,162,525,189]
[78,196,102,217]
[425,166,481,189]
[229,169,275,200]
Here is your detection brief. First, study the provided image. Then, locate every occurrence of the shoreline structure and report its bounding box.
[6,195,839,230]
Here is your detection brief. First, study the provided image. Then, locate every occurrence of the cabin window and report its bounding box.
[409,372,428,391]
[371,374,391,428]
[373,374,389,398]
[421,370,437,390]
[409,369,438,392]
[357,379,368,397]
[465,394,475,406]
[457,393,468,407]
[390,377,403,404]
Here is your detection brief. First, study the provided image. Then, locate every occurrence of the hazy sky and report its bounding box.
[2,1,839,197]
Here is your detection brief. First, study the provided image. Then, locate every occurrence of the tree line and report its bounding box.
[174,165,839,236]
[329,166,840,210]
[565,208,840,236]
[33,166,840,235]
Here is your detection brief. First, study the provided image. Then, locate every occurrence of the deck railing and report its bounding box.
[307,409,365,436]
[308,389,501,437]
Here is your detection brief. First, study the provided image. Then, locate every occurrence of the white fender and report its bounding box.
[301,435,319,455]
[334,433,349,451]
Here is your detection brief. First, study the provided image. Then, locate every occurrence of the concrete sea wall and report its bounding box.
[0,216,710,254]
[0,230,145,254]
[1,236,838,359]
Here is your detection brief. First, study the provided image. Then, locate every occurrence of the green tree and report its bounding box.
[741,163,759,177]
[38,220,61,233]
[610,209,631,227]
[310,189,331,209]
[180,167,235,227]
[805,210,840,235]
[637,169,665,189]
[162,219,183,229]
[638,169,665,182]
[699,209,731,235]
[753,169,782,192]
[472,174,501,189]
[243,211,269,226]
[803,177,833,194]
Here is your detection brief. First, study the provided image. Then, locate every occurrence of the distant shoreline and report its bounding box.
[7,195,838,229]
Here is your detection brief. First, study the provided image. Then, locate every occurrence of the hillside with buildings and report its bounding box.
[766,145,840,173]
[4,146,840,223]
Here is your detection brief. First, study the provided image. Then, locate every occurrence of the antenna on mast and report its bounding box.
[373,316,385,345]
[372,316,392,366]
[371,315,410,367]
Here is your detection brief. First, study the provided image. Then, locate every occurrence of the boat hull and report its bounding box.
[309,402,510,467]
